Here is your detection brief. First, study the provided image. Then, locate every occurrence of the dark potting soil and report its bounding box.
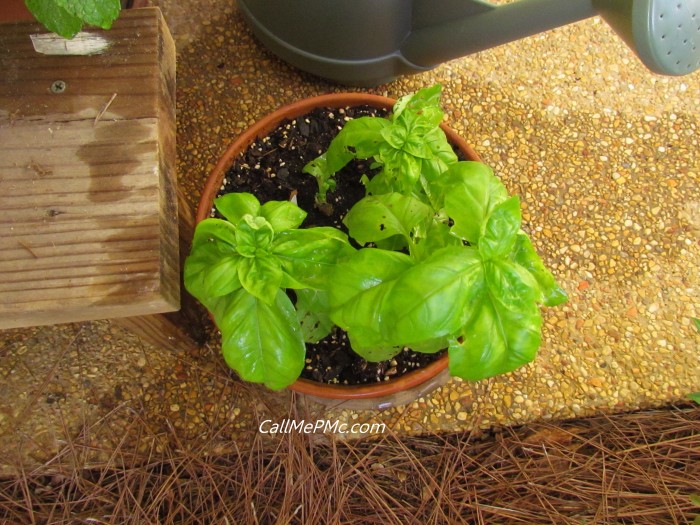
[218,105,445,386]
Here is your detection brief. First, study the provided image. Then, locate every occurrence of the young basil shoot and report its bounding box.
[184,193,354,389]
[303,84,458,209]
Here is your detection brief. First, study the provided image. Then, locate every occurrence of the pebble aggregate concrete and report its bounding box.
[1,0,698,466]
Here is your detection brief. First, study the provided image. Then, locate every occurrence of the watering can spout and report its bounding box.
[402,0,700,77]
[402,0,598,69]
[594,0,700,76]
[401,0,700,75]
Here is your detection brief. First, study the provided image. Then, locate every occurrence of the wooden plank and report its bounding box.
[1,241,160,266]
[0,11,165,122]
[0,8,182,331]
[113,314,201,354]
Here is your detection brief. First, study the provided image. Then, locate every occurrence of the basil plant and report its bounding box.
[305,84,568,382]
[186,84,567,390]
[184,193,353,389]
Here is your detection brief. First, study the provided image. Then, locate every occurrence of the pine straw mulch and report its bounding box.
[0,400,699,525]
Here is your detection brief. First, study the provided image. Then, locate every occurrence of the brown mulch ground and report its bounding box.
[0,401,698,525]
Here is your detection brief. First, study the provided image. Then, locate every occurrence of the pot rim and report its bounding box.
[196,91,481,400]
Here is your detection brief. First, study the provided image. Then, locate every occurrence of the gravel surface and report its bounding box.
[1,0,698,466]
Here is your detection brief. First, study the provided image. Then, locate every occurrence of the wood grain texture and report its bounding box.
[0,9,181,330]
[113,314,198,354]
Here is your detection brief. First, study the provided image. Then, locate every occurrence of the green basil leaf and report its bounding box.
[304,117,388,202]
[363,170,393,195]
[303,155,334,201]
[419,158,447,197]
[399,108,440,140]
[689,392,700,404]
[273,228,354,289]
[397,151,422,192]
[380,124,408,150]
[212,289,305,390]
[295,289,333,343]
[442,162,509,244]
[329,249,414,304]
[329,249,413,328]
[237,255,283,302]
[417,172,438,210]
[484,260,540,311]
[186,220,244,308]
[335,280,403,361]
[416,128,459,204]
[260,200,307,232]
[375,145,400,182]
[331,246,485,350]
[391,92,413,120]
[425,127,458,166]
[344,193,432,246]
[375,235,408,252]
[393,84,442,121]
[191,218,238,250]
[417,106,444,128]
[403,136,434,160]
[25,0,83,38]
[374,146,422,194]
[405,336,449,354]
[381,246,484,344]
[347,333,402,362]
[200,256,242,299]
[479,196,521,261]
[409,219,461,261]
[234,215,274,257]
[184,243,241,310]
[394,93,446,163]
[333,116,388,160]
[214,192,261,224]
[511,232,568,307]
[328,246,410,359]
[304,116,388,176]
[448,297,542,381]
[448,257,543,381]
[331,244,464,361]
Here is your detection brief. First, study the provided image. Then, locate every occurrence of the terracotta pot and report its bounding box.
[196,92,481,409]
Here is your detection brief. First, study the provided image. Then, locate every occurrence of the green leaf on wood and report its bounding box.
[25,0,121,38]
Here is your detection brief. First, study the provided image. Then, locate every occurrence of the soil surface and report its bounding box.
[217,105,445,385]
[218,105,382,230]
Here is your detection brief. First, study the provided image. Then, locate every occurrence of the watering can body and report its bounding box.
[237,0,423,85]
[239,0,700,86]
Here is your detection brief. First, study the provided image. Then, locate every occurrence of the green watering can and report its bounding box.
[238,0,700,86]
